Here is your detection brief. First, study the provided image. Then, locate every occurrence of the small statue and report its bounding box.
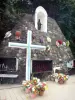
[38,19,42,30]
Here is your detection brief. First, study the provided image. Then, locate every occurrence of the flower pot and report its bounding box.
[39,91,44,96]
[58,78,64,84]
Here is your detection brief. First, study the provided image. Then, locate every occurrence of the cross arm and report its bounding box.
[31,45,46,49]
[8,42,28,49]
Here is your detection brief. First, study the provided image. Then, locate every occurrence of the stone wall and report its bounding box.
[0,14,73,82]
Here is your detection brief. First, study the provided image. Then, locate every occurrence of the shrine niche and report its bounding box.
[35,6,47,32]
[0,57,18,72]
[32,60,53,73]
[0,57,18,84]
[31,60,53,80]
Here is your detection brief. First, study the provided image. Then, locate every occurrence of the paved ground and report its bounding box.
[0,75,75,100]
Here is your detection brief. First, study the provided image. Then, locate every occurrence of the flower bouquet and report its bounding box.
[22,77,48,98]
[55,73,68,84]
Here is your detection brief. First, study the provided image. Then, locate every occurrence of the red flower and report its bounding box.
[15,31,21,40]
[42,83,46,87]
[57,40,63,44]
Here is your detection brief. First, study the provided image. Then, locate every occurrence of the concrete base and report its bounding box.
[0,75,75,100]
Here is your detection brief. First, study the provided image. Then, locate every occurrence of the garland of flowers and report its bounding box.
[22,77,48,98]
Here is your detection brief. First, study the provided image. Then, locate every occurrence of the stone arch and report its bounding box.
[35,6,47,32]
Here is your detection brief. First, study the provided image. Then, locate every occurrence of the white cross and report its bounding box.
[8,30,46,81]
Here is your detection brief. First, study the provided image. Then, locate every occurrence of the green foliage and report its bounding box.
[0,0,29,43]
[0,0,16,43]
[56,0,75,57]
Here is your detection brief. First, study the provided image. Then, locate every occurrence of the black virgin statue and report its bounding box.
[38,19,42,30]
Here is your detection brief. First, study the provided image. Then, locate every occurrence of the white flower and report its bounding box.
[56,41,60,47]
[63,42,66,46]
[33,77,37,80]
[66,75,69,79]
[22,80,26,85]
[37,79,40,83]
[38,82,42,86]
[47,37,51,42]
[27,85,30,87]
[32,87,35,91]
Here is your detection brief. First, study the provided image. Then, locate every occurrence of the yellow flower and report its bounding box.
[64,77,66,81]
[44,85,48,90]
[66,41,70,47]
